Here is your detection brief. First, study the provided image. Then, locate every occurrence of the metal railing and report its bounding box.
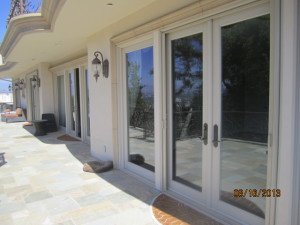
[7,0,42,26]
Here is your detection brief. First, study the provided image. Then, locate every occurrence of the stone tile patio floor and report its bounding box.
[0,122,160,225]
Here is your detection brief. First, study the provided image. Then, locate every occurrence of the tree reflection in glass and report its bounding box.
[172,33,203,191]
[127,46,155,171]
[220,15,270,218]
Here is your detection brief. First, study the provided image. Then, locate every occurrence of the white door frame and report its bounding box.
[165,23,210,204]
[211,5,271,225]
[51,58,89,142]
[79,65,91,143]
[53,72,67,131]
[66,65,89,142]
[119,38,155,183]
[66,68,81,138]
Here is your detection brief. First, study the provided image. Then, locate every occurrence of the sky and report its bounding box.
[0,0,13,93]
[127,46,154,97]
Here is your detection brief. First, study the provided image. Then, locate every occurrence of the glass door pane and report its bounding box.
[69,69,81,137]
[85,69,90,137]
[74,68,81,137]
[57,75,66,127]
[219,15,270,218]
[69,71,76,131]
[126,46,155,172]
[171,33,203,191]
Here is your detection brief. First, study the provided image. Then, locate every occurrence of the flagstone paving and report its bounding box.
[0,122,159,225]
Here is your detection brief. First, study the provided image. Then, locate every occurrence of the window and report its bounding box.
[126,45,155,172]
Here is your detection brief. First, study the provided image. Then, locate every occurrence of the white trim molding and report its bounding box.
[111,0,268,45]
[49,56,88,73]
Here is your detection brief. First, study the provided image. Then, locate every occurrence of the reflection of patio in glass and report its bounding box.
[129,127,154,171]
[126,46,155,172]
[128,131,267,216]
[220,140,267,218]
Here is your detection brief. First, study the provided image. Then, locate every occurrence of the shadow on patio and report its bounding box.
[21,123,160,203]
[0,121,159,224]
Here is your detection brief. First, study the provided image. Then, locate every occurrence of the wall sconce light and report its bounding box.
[32,75,40,88]
[14,82,19,90]
[92,51,109,82]
[19,79,25,90]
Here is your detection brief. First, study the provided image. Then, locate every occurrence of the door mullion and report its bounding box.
[202,19,214,207]
[211,17,222,209]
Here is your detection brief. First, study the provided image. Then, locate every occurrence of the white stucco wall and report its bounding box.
[39,63,54,115]
[88,34,114,162]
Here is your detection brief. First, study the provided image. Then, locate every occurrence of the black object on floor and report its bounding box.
[42,113,57,132]
[0,152,6,166]
[32,120,47,136]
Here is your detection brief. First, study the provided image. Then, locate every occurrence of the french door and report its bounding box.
[167,7,271,225]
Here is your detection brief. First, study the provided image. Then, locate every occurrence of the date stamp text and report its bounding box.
[233,189,281,197]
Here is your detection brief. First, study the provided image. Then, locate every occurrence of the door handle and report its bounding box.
[200,123,208,145]
[213,124,221,147]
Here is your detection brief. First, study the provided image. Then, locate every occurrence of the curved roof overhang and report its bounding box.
[0,0,160,78]
[0,0,65,78]
[0,0,64,58]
